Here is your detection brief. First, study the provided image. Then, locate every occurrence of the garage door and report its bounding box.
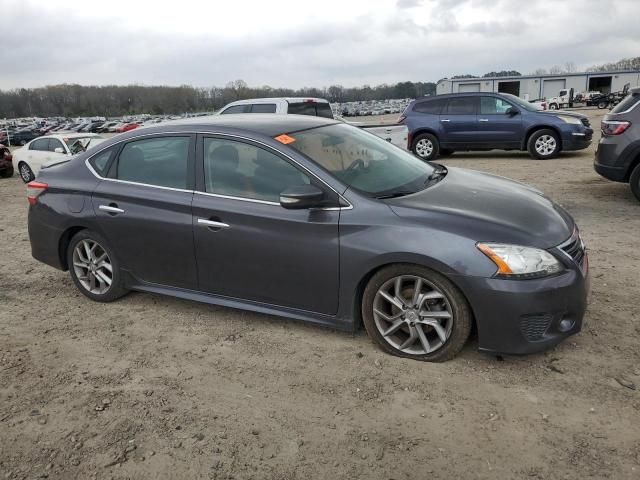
[458,83,481,93]
[543,79,566,99]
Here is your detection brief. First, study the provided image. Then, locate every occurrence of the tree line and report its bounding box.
[0,80,437,119]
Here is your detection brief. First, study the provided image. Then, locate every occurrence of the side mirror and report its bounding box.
[505,106,519,116]
[280,184,325,210]
[54,147,64,154]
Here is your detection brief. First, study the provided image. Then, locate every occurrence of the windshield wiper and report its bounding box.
[375,191,415,199]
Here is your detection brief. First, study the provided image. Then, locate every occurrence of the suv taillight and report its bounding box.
[27,181,47,205]
[601,120,631,136]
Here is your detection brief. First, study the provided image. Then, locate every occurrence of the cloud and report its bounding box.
[0,0,639,90]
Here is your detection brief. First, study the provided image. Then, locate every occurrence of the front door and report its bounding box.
[192,135,340,315]
[477,96,523,148]
[91,134,198,289]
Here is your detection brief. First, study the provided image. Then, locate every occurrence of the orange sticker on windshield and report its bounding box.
[274,134,296,144]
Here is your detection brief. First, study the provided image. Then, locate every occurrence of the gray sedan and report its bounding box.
[27,114,590,361]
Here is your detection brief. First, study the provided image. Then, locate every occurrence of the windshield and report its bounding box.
[502,94,539,112]
[286,123,437,197]
[64,135,104,154]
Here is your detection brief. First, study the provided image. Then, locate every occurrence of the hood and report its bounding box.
[538,110,587,120]
[386,167,574,249]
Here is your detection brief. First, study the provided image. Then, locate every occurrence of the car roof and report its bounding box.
[142,114,339,136]
[223,97,329,106]
[415,92,505,102]
[42,133,101,140]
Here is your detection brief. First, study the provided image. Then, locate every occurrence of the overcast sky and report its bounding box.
[2,0,638,90]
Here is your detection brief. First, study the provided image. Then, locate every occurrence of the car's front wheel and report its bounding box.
[630,163,640,202]
[361,264,472,362]
[412,133,439,161]
[67,230,128,302]
[527,129,560,160]
[18,162,35,183]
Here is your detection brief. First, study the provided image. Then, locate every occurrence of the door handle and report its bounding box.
[478,118,489,122]
[440,119,451,123]
[99,205,125,214]
[197,218,230,229]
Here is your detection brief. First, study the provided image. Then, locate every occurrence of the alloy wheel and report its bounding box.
[415,139,433,158]
[19,164,32,182]
[534,135,556,156]
[372,275,453,355]
[72,239,113,295]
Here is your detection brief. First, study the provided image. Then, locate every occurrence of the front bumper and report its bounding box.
[453,254,590,355]
[562,129,593,151]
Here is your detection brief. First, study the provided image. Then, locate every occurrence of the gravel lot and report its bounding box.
[1,108,639,480]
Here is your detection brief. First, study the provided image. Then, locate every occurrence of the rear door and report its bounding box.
[91,134,198,289]
[439,96,479,147]
[477,96,523,148]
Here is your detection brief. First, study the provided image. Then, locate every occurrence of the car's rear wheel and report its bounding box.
[19,139,27,146]
[361,264,472,362]
[412,133,439,161]
[597,101,608,109]
[527,129,560,160]
[630,163,640,202]
[18,162,35,183]
[67,230,128,302]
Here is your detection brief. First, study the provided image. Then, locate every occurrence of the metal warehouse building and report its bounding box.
[436,70,640,100]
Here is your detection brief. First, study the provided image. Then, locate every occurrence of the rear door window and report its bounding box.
[413,98,447,114]
[220,105,251,114]
[287,102,334,118]
[89,147,116,176]
[29,138,49,151]
[611,93,640,114]
[445,97,478,115]
[250,104,277,113]
[114,136,191,189]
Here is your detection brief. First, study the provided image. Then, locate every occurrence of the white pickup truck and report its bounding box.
[219,97,408,150]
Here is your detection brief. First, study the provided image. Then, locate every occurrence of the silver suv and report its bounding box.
[594,87,640,201]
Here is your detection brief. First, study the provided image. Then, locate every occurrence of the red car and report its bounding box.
[115,123,139,133]
[0,145,13,178]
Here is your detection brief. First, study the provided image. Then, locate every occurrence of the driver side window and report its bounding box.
[203,138,310,203]
[480,97,513,114]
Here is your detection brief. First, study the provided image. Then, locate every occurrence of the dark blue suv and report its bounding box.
[400,93,593,160]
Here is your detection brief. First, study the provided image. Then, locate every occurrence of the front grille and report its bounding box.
[520,314,553,341]
[561,233,585,266]
[581,118,591,128]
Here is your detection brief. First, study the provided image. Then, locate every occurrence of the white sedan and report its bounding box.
[13,133,106,182]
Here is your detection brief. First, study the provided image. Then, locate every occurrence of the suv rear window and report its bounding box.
[250,104,277,113]
[287,102,334,118]
[611,93,640,114]
[413,98,447,114]
[221,105,250,114]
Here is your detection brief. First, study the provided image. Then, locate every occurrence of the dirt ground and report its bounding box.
[1,108,639,480]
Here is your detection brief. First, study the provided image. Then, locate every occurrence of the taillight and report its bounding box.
[601,120,631,136]
[27,181,47,205]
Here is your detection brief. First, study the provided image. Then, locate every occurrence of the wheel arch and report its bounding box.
[351,259,478,334]
[410,128,440,147]
[522,125,563,151]
[58,226,88,271]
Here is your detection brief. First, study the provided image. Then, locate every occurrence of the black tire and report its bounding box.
[361,264,472,362]
[19,139,26,146]
[439,148,454,157]
[18,162,35,183]
[67,230,128,303]
[630,163,640,202]
[0,166,13,178]
[411,133,439,161]
[527,129,560,160]
[548,103,558,110]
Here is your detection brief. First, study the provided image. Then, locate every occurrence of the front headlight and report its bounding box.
[556,115,582,125]
[477,243,563,279]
